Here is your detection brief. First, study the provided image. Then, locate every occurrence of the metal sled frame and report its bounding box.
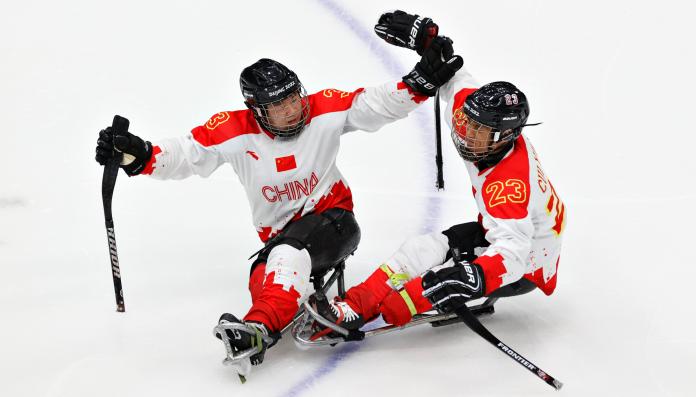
[292,296,499,347]
[213,321,277,366]
[215,258,349,366]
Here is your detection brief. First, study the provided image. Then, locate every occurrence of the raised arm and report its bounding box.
[95,111,251,180]
[344,36,463,133]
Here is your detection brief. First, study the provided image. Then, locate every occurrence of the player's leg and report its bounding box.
[219,208,361,363]
[310,230,451,330]
[216,242,310,365]
[380,222,537,323]
[244,208,359,325]
[248,259,266,304]
[244,243,312,332]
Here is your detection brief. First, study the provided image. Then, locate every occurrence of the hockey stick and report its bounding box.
[434,89,444,189]
[454,305,563,390]
[101,115,129,312]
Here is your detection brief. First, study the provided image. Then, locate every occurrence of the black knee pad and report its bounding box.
[249,209,361,276]
[305,210,360,269]
[441,222,489,262]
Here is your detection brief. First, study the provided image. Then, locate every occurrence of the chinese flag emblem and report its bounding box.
[275,154,297,172]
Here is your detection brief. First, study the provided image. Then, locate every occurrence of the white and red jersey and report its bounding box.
[140,83,427,242]
[441,69,567,295]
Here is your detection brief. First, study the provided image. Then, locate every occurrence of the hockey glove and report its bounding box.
[95,127,153,176]
[374,10,439,55]
[402,36,463,97]
[422,258,486,314]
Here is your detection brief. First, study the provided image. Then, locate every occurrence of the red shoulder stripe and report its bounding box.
[307,88,364,120]
[191,109,262,147]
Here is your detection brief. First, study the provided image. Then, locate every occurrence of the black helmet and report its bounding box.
[452,81,531,162]
[464,81,529,134]
[240,58,310,138]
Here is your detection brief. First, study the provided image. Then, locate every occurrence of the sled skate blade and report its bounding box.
[213,322,264,368]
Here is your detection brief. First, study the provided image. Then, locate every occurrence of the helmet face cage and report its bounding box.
[451,108,516,162]
[250,85,310,138]
[451,82,529,162]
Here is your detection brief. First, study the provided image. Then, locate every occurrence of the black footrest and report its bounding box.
[345,329,365,341]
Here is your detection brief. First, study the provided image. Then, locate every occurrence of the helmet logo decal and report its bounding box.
[267,80,297,98]
[463,102,480,116]
[504,93,519,105]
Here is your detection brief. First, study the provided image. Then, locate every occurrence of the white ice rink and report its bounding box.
[2,0,695,396]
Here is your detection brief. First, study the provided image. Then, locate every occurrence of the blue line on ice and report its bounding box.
[279,1,441,395]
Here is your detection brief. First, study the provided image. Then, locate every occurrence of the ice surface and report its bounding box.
[1,0,695,396]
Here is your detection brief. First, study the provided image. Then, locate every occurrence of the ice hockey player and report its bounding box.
[94,32,463,370]
[309,10,567,335]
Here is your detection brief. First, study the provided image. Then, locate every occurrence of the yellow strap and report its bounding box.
[380,264,410,289]
[380,264,393,277]
[399,290,418,316]
[380,264,417,315]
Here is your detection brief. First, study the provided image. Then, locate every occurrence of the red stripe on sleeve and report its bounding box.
[523,256,559,296]
[396,82,429,104]
[473,254,507,294]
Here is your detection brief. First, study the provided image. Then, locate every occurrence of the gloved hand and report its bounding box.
[402,36,463,97]
[95,127,152,176]
[422,258,486,313]
[374,10,439,55]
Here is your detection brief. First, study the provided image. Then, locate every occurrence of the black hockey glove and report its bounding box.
[374,10,439,55]
[95,127,153,176]
[402,36,463,97]
[422,259,486,314]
